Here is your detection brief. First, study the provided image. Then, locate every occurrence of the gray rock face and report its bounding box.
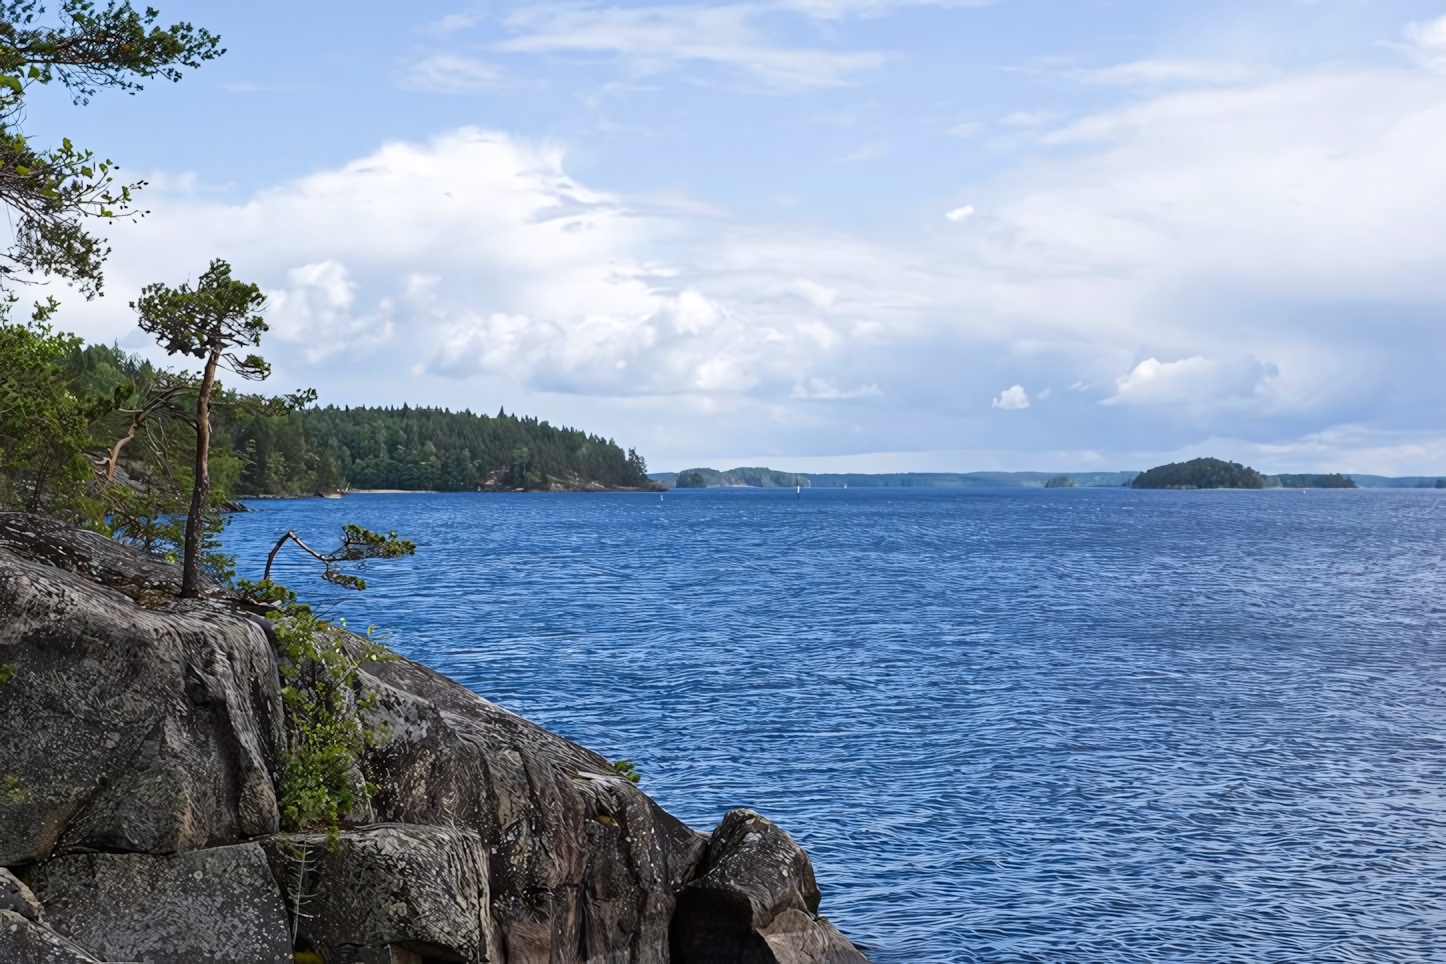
[0,542,283,864]
[0,910,102,964]
[263,824,499,964]
[30,843,292,964]
[1,867,44,921]
[671,810,869,964]
[0,514,871,964]
[355,644,711,964]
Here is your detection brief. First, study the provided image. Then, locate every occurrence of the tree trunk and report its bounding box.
[181,349,220,598]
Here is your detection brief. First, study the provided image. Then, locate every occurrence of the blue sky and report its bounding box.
[32,0,1446,473]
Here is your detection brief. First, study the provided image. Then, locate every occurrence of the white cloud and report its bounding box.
[401,54,504,93]
[1077,59,1262,87]
[1101,357,1279,409]
[1001,110,1055,127]
[992,385,1029,410]
[945,204,974,221]
[775,0,994,19]
[267,261,394,362]
[53,47,1446,470]
[790,378,883,399]
[1405,16,1446,72]
[495,4,885,89]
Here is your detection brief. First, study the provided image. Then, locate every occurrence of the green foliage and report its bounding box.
[133,259,273,596]
[1044,476,1076,488]
[227,404,654,494]
[1274,473,1357,489]
[611,759,641,784]
[133,259,269,379]
[270,602,393,837]
[0,662,15,684]
[1131,457,1266,490]
[669,466,811,489]
[674,471,705,488]
[0,1,222,295]
[0,301,102,515]
[3,773,27,803]
[257,524,415,592]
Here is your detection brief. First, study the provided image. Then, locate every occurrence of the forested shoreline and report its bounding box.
[1,326,657,585]
[232,402,654,495]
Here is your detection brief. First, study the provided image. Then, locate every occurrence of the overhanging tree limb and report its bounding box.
[260,524,416,592]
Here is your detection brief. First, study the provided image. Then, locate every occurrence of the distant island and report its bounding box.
[650,464,1435,490]
[654,469,1141,488]
[1132,458,1361,490]
[1132,458,1267,489]
[660,466,812,488]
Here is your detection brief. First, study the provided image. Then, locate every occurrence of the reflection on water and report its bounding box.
[225,487,1446,962]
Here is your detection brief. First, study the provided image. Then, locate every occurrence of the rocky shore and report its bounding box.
[0,513,866,964]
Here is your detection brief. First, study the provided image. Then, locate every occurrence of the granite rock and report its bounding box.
[671,810,868,964]
[30,843,292,964]
[0,910,102,964]
[263,824,498,964]
[0,537,283,864]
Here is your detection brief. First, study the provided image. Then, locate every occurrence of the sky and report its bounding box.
[21,0,1446,473]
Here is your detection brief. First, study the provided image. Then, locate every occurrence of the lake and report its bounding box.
[223,486,1446,963]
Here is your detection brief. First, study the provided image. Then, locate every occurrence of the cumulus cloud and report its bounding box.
[945,205,974,221]
[992,385,1029,410]
[1405,16,1446,72]
[267,261,394,362]
[53,44,1446,469]
[1100,357,1279,409]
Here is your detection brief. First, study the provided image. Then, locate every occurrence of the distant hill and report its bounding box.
[1273,473,1357,489]
[1348,475,1446,488]
[804,471,1139,488]
[652,466,812,489]
[652,464,1445,491]
[1133,458,1264,489]
[651,469,1139,489]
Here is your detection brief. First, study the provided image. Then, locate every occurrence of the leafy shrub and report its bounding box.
[269,601,394,840]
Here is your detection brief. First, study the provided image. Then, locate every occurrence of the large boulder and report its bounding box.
[262,824,499,964]
[0,910,102,964]
[0,541,284,864]
[30,843,292,964]
[671,810,869,964]
[354,644,710,964]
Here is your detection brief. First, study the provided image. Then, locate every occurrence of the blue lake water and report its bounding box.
[223,487,1446,963]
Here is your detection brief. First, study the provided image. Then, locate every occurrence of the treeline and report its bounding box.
[231,404,652,495]
[1132,460,1360,490]
[1132,458,1265,489]
[1,327,654,540]
[663,466,812,489]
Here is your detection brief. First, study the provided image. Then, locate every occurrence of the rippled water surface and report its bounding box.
[224,487,1446,962]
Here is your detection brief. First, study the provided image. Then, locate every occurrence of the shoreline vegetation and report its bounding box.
[651,464,1442,490]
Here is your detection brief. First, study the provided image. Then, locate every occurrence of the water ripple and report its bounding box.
[224,487,1446,962]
